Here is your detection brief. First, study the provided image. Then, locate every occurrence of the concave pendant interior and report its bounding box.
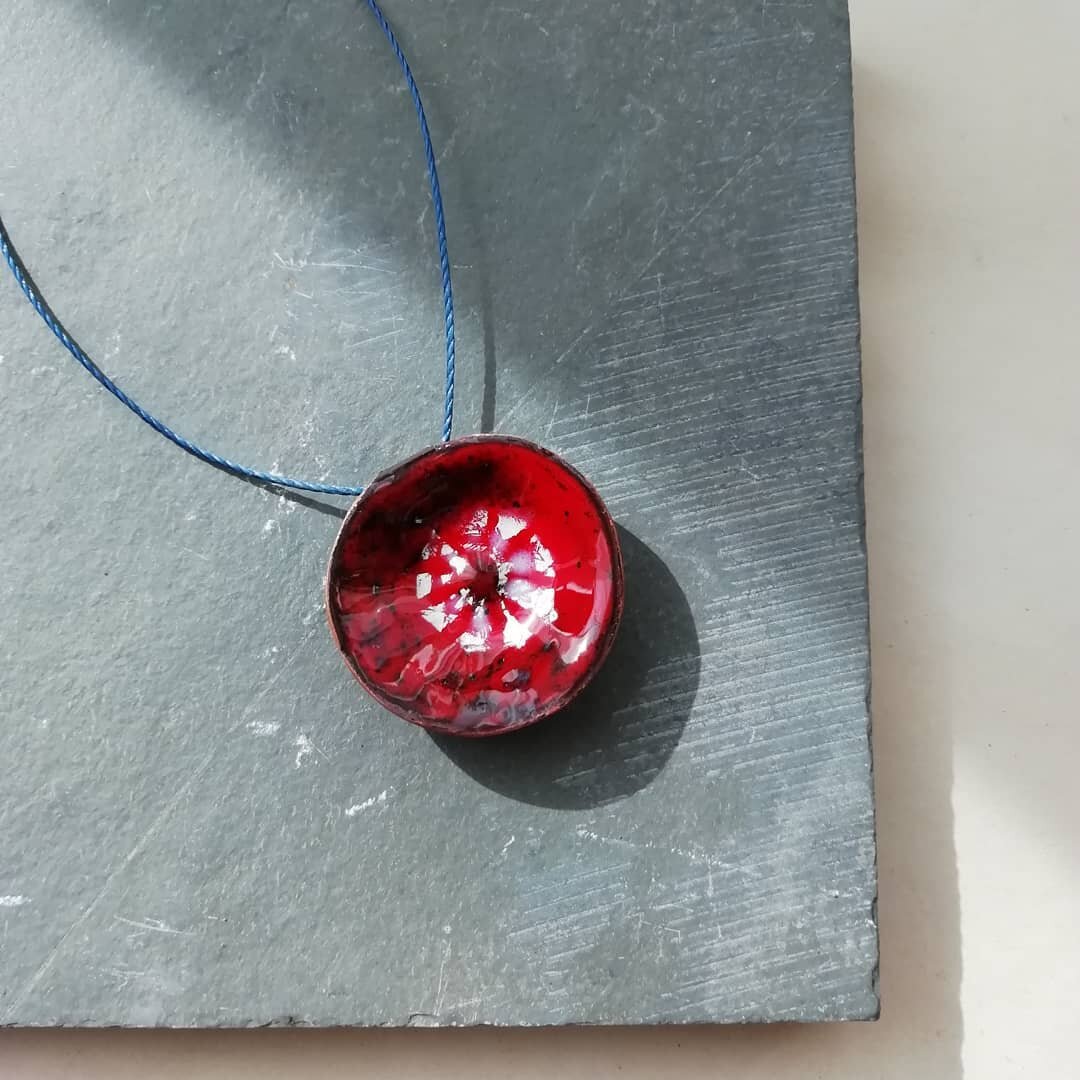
[326,435,624,736]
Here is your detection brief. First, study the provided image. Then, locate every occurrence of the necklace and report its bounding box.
[0,0,623,738]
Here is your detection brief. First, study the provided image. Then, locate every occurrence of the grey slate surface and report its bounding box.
[0,0,876,1025]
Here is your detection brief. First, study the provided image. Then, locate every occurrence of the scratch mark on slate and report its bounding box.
[114,915,192,936]
[345,790,390,816]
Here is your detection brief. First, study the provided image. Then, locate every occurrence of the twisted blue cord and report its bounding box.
[0,0,456,496]
[365,0,456,443]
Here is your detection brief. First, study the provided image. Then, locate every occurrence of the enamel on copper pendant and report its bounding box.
[326,435,623,736]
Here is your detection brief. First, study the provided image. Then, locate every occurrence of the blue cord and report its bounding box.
[365,0,456,444]
[0,0,456,497]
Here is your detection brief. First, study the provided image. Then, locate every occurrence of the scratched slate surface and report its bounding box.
[0,0,876,1025]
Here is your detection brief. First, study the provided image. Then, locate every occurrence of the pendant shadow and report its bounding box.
[430,525,699,809]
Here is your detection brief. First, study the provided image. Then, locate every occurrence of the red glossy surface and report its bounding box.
[326,436,623,736]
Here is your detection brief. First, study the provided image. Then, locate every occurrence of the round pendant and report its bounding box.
[326,435,623,736]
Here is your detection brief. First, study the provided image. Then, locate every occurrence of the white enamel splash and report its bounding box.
[495,513,527,541]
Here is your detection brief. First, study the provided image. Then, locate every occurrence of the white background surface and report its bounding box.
[3,0,1077,1075]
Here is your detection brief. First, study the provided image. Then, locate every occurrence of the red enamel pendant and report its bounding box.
[326,435,624,736]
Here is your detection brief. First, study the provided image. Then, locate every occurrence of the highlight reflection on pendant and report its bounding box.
[326,435,623,736]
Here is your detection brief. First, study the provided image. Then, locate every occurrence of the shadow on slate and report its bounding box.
[431,526,700,809]
[59,0,783,440]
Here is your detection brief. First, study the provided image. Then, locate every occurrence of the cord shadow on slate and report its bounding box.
[243,477,349,519]
[431,525,700,809]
